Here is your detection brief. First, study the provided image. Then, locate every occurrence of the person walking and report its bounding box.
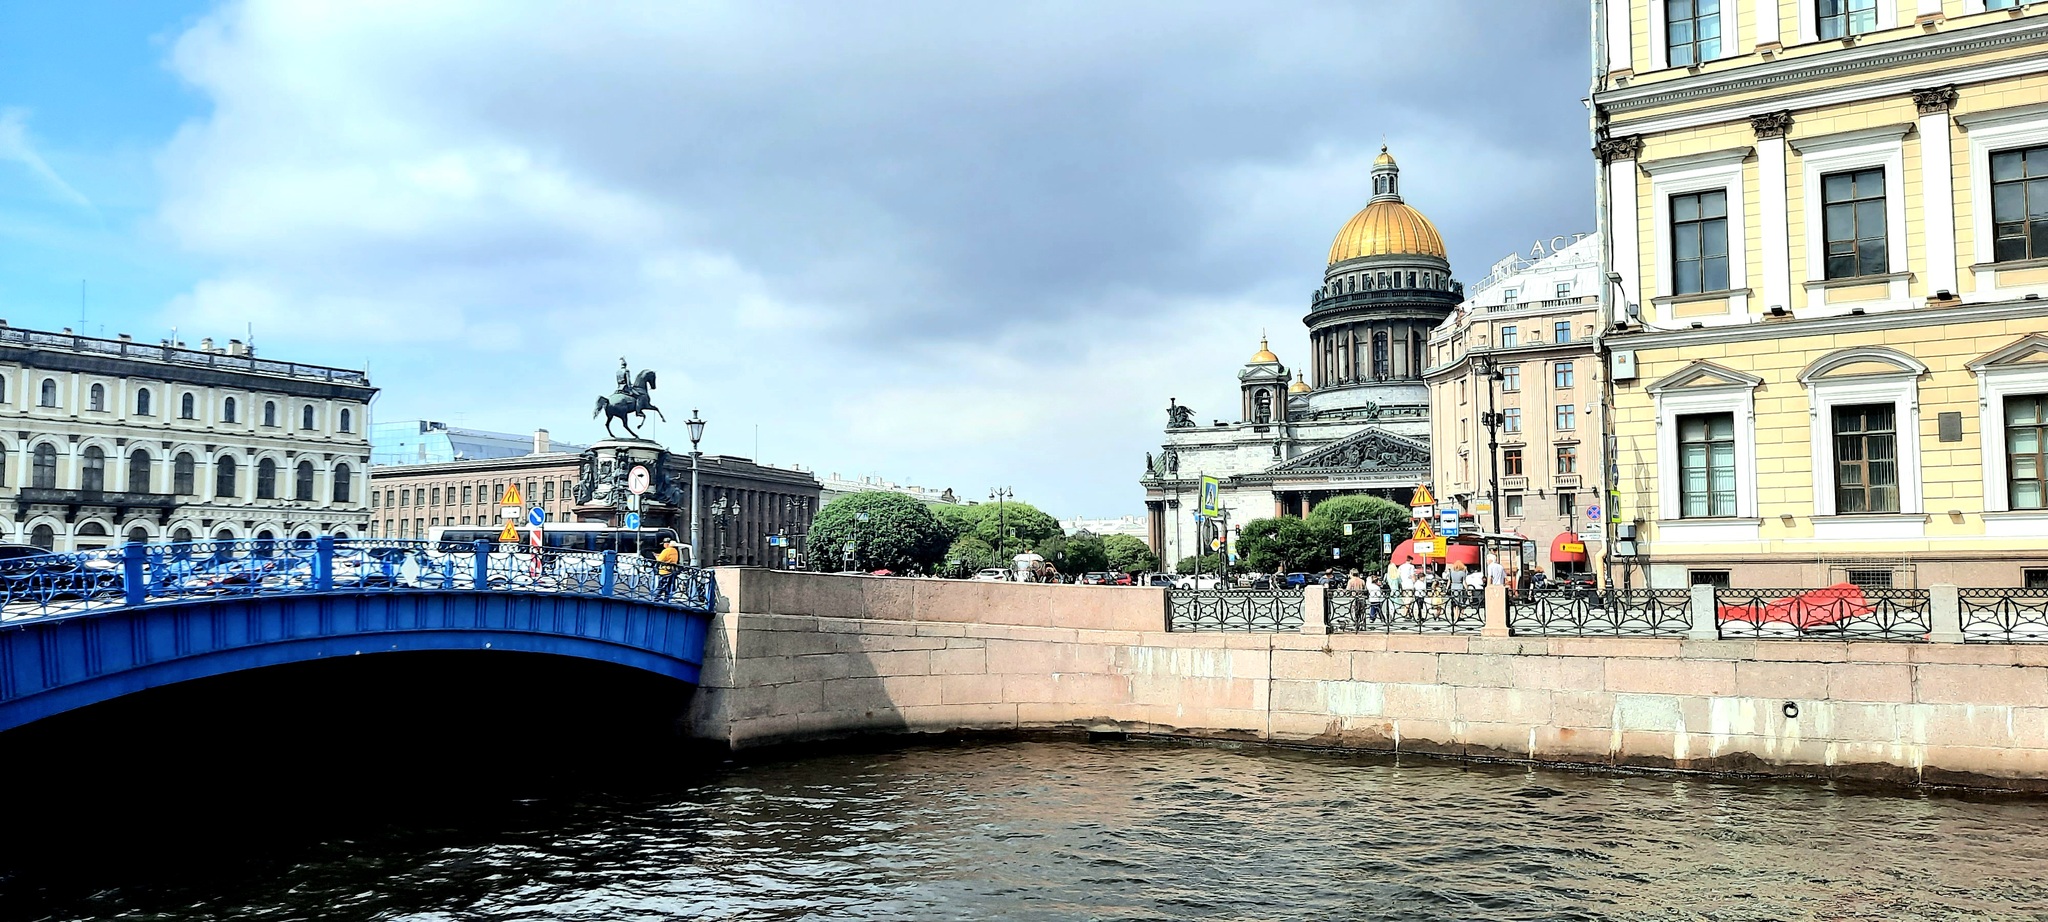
[1487,554,1506,588]
[1365,574,1385,623]
[1345,568,1366,591]
[656,538,683,599]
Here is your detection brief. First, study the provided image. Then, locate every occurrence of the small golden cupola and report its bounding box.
[1288,371,1311,395]
[1249,336,1280,365]
[1240,334,1289,424]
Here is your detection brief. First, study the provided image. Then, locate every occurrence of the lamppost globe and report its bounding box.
[686,408,705,567]
[686,410,706,447]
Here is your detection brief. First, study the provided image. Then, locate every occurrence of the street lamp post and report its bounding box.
[1475,356,1505,534]
[989,487,1013,577]
[710,493,736,564]
[686,409,705,567]
[850,511,869,571]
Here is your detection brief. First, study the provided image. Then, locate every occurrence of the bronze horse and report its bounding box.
[594,369,667,439]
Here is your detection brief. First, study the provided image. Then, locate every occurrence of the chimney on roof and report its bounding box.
[534,429,550,454]
[117,333,132,342]
[227,339,247,356]
[200,337,215,352]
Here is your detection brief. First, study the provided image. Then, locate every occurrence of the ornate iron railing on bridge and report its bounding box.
[0,538,716,622]
[1326,588,1483,634]
[1507,588,1692,637]
[1959,589,2048,643]
[1713,586,1930,640]
[1167,589,1304,632]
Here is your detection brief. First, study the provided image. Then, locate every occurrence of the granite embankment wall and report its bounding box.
[685,569,2048,790]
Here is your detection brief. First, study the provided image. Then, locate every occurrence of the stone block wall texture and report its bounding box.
[686,570,2048,790]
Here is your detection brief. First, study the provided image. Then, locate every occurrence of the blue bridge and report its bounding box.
[0,538,716,733]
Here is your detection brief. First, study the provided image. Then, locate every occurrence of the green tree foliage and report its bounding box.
[1308,494,1413,573]
[927,500,1063,555]
[809,491,951,573]
[944,535,996,574]
[1236,516,1340,573]
[931,503,977,543]
[1048,531,1109,574]
[1102,534,1159,574]
[1174,552,1224,575]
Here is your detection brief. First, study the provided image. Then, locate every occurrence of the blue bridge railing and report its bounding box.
[0,538,717,622]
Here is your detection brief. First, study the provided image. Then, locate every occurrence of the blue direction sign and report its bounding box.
[527,507,545,527]
[624,512,642,530]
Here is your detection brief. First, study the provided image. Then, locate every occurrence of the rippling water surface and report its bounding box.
[7,738,2048,921]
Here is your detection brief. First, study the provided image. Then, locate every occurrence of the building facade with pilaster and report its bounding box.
[1593,0,2048,588]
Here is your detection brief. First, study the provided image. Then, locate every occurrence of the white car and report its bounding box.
[971,568,1010,581]
[1171,574,1222,590]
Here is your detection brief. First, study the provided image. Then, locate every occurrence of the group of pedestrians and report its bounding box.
[1332,554,1527,623]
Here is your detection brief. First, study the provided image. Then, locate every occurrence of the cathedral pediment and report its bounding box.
[1268,427,1430,474]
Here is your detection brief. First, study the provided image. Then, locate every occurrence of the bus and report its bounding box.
[426,523,681,557]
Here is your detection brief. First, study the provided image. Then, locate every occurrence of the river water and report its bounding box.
[5,738,2047,922]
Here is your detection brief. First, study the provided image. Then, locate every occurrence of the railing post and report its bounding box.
[1301,584,1327,634]
[600,549,617,597]
[1482,584,1508,637]
[473,539,490,590]
[122,542,147,607]
[1928,583,1963,643]
[313,535,335,592]
[1687,584,1720,641]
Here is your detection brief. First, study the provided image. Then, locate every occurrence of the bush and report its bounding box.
[1174,553,1224,575]
[1308,495,1412,573]
[1103,534,1158,574]
[809,492,951,573]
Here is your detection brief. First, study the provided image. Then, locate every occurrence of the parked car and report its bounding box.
[1108,573,1133,586]
[971,568,1011,581]
[1142,573,1175,588]
[1079,572,1110,585]
[1172,574,1222,590]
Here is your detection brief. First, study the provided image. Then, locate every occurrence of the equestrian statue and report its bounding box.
[594,357,667,439]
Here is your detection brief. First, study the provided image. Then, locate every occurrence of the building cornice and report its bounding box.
[3,347,377,402]
[1608,297,2048,351]
[1595,15,2048,117]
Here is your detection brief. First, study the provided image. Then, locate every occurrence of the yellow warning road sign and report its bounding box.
[499,484,523,506]
[499,521,519,542]
[1410,483,1435,509]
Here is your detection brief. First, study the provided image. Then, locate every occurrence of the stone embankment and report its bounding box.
[685,569,2048,790]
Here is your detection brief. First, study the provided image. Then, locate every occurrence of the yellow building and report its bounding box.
[1592,0,2048,589]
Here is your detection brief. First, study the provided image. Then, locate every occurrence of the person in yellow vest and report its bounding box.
[656,538,683,599]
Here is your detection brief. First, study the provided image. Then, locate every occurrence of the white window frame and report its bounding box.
[1791,125,1912,313]
[1797,0,1899,45]
[1646,149,1752,323]
[1972,337,2048,520]
[1801,349,1927,523]
[1654,384,1760,525]
[1649,0,1740,71]
[1967,0,2026,13]
[1960,102,2048,299]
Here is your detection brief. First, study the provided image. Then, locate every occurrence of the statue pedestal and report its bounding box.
[571,438,686,531]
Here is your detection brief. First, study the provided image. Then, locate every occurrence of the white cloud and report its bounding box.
[0,108,97,213]
[148,0,1590,515]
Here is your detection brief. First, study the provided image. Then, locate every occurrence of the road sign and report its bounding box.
[1440,516,1461,538]
[527,507,545,527]
[628,465,651,496]
[624,512,642,530]
[768,535,784,547]
[499,484,523,506]
[1430,536,1447,557]
[1410,483,1435,514]
[1474,499,1493,515]
[1586,503,1602,521]
[843,540,857,552]
[1331,547,1341,560]
[1198,476,1220,519]
[1381,533,1393,555]
[498,521,519,542]
[1562,541,1586,554]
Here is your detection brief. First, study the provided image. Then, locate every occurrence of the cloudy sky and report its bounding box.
[0,1,1592,516]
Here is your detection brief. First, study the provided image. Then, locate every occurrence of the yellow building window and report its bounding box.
[1833,404,1899,514]
[2009,396,2047,510]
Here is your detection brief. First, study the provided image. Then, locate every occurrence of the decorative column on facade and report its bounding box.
[1915,85,1961,297]
[1596,134,1645,325]
[1751,110,1795,315]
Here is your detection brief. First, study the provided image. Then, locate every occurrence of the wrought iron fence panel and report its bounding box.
[1327,588,1482,633]
[1714,587,1930,640]
[1959,589,2048,643]
[0,539,718,626]
[1508,588,1692,636]
[1168,589,1304,632]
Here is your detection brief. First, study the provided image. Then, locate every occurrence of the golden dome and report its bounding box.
[1288,372,1310,395]
[1249,336,1279,364]
[1327,200,1447,263]
[1373,145,1396,166]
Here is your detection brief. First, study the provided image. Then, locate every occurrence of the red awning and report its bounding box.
[1391,539,1481,566]
[1442,542,1481,566]
[1549,532,1588,563]
[1391,539,1421,565]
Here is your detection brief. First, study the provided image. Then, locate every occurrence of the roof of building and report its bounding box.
[1248,336,1279,365]
[1327,147,1447,263]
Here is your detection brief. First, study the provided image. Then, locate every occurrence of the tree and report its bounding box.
[1103,534,1159,575]
[1308,494,1412,573]
[944,535,996,574]
[925,500,1062,558]
[1237,516,1338,573]
[1174,552,1223,575]
[1051,531,1109,574]
[809,491,951,573]
[931,503,977,543]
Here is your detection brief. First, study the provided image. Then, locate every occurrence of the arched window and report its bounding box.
[254,530,275,557]
[129,450,152,493]
[39,379,57,407]
[82,446,106,492]
[257,458,278,499]
[262,401,276,427]
[216,455,238,498]
[0,375,7,403]
[172,527,193,543]
[127,527,149,545]
[223,397,238,424]
[174,453,196,495]
[332,463,353,503]
[76,522,109,548]
[88,383,105,411]
[1254,389,1272,423]
[180,393,195,419]
[301,405,315,430]
[136,388,153,416]
[29,524,54,551]
[295,460,314,501]
[32,443,57,489]
[340,409,353,432]
[333,530,350,540]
